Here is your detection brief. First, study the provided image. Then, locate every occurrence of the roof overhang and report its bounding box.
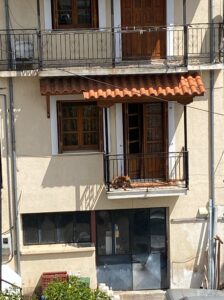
[40,73,205,107]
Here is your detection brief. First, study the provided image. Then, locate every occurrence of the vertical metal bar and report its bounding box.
[38,30,42,69]
[184,105,189,189]
[104,108,110,191]
[111,0,115,67]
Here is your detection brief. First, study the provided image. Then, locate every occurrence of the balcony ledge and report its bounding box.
[107,186,187,200]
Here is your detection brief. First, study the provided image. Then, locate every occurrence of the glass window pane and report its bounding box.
[83,132,98,145]
[74,212,91,243]
[114,212,130,255]
[96,211,112,255]
[77,0,91,25]
[63,133,78,146]
[150,208,166,251]
[58,213,74,243]
[132,209,149,254]
[58,0,73,25]
[39,214,57,243]
[62,103,78,118]
[23,214,39,245]
[63,119,77,131]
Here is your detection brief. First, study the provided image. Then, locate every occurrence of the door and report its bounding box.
[132,208,167,290]
[121,0,166,59]
[96,211,132,291]
[96,209,168,291]
[124,102,167,181]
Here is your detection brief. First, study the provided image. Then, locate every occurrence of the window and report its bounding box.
[57,101,102,153]
[52,0,98,29]
[22,212,91,245]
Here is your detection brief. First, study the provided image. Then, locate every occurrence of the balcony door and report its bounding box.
[124,102,168,181]
[121,0,166,59]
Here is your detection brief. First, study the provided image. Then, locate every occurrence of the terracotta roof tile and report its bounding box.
[40,73,205,101]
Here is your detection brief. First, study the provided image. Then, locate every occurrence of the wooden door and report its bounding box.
[124,103,143,179]
[143,103,167,179]
[121,0,166,59]
[124,103,167,181]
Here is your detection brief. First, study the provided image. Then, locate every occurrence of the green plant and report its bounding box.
[0,288,22,300]
[43,276,110,300]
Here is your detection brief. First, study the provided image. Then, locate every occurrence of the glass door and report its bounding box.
[96,208,167,291]
[96,211,132,291]
[132,208,167,289]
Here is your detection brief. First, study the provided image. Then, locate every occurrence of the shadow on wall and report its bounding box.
[41,154,106,210]
[171,220,208,288]
[190,220,208,288]
[41,155,104,188]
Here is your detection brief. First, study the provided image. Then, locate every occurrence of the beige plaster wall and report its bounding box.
[1,68,224,292]
[0,0,39,30]
[20,246,96,295]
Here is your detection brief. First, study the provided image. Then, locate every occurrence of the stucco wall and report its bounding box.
[0,0,223,295]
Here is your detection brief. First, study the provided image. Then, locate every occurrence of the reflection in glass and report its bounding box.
[97,211,112,255]
[58,0,73,25]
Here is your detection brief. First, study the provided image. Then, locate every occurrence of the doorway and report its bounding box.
[96,208,168,290]
[123,102,168,181]
[121,0,166,59]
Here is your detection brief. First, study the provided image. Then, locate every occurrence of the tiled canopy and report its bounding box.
[40,73,205,105]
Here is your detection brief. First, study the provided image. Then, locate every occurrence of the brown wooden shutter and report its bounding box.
[91,0,98,28]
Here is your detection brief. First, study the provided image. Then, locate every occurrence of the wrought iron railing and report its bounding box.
[0,23,223,71]
[104,151,189,191]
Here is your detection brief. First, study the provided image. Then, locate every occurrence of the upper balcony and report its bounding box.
[0,23,223,76]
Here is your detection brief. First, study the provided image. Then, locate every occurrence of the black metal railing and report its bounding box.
[0,23,223,71]
[104,151,189,192]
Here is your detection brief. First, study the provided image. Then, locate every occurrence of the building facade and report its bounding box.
[0,0,224,296]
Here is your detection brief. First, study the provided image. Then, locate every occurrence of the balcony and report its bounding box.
[104,151,188,199]
[0,23,223,73]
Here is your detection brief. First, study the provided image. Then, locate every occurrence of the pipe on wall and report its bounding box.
[208,0,216,290]
[4,0,21,275]
[0,93,14,262]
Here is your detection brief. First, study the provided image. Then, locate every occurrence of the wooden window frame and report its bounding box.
[57,101,103,153]
[52,0,98,29]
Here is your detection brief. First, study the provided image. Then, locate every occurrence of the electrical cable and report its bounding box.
[56,68,224,117]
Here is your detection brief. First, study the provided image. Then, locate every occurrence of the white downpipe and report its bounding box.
[167,0,174,58]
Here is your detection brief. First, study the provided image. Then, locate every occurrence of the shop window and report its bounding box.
[22,212,91,245]
[52,0,98,29]
[57,101,102,153]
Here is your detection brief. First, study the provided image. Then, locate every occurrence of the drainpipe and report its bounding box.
[8,79,21,275]
[4,0,21,275]
[0,138,2,291]
[0,93,14,263]
[208,0,216,290]
[183,0,188,67]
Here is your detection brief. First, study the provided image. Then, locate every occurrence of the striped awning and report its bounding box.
[40,73,205,105]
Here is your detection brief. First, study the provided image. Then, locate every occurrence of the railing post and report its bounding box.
[111,28,115,67]
[185,151,189,189]
[106,155,110,191]
[103,154,110,192]
[184,24,188,67]
[37,30,42,69]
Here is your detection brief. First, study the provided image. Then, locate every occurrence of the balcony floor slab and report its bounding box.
[107,186,187,200]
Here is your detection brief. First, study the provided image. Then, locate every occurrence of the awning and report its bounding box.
[40,73,205,105]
